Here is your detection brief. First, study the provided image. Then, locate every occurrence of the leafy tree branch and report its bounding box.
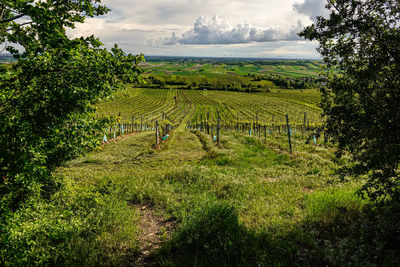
[0,0,144,215]
[300,0,400,202]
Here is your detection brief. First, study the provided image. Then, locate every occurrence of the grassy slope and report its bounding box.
[59,118,371,265]
[55,84,398,266]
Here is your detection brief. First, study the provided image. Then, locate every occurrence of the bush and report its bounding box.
[298,191,400,266]
[0,180,139,266]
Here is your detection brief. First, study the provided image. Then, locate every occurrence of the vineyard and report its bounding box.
[3,0,398,264]
[96,87,324,147]
[61,84,374,266]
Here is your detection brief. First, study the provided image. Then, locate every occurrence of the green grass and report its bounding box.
[6,84,392,265]
[53,116,396,265]
[7,83,396,266]
[1,175,141,266]
[3,58,399,265]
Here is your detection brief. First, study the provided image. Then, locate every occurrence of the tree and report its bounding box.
[300,0,400,201]
[0,0,144,216]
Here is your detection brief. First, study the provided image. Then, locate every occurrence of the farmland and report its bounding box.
[56,84,383,265]
[141,56,323,78]
[137,57,323,92]
[4,58,397,266]
[51,83,392,266]
[3,0,399,264]
[97,87,322,128]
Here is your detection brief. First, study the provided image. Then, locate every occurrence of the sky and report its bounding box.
[69,0,329,59]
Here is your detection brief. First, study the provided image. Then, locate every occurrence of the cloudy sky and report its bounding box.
[69,0,329,58]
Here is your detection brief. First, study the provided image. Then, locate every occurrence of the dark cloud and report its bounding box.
[293,0,329,22]
[163,15,303,45]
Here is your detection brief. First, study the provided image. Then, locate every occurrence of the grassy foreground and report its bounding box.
[3,86,399,266]
[48,122,398,266]
[3,121,398,266]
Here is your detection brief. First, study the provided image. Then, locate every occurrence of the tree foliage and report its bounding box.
[0,0,144,216]
[300,0,400,201]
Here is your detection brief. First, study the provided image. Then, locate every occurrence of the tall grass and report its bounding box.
[4,121,398,265]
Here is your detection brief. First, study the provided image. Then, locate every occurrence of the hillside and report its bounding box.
[59,117,366,265]
[5,86,396,266]
[52,88,397,266]
[3,0,399,265]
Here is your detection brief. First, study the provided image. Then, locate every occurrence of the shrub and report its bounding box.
[0,181,139,266]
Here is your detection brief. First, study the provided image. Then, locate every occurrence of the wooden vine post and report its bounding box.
[256,110,259,137]
[217,110,220,145]
[155,121,160,149]
[131,114,135,133]
[118,112,121,136]
[264,125,267,141]
[237,113,239,132]
[286,114,292,154]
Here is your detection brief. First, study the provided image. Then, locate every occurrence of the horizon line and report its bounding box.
[0,52,322,61]
[142,54,322,60]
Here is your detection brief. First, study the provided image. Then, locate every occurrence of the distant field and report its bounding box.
[138,57,323,92]
[140,57,323,78]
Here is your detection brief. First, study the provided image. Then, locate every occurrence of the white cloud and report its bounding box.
[66,0,323,58]
[163,15,303,45]
[293,0,329,22]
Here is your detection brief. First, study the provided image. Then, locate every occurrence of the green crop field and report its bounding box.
[141,57,323,78]
[137,57,324,92]
[4,0,399,264]
[97,87,322,129]
[39,74,396,266]
[5,60,395,266]
[57,86,374,265]
[36,59,388,267]
[49,86,389,265]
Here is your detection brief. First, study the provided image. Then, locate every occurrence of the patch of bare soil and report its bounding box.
[302,186,314,193]
[131,205,175,266]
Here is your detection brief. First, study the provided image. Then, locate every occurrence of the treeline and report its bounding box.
[138,75,274,92]
[137,73,320,91]
[145,56,322,68]
[249,74,321,89]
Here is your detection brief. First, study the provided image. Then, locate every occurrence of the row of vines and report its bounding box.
[96,87,324,142]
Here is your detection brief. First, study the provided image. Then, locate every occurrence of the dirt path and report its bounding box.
[132,204,175,266]
[126,113,205,265]
[78,107,206,265]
